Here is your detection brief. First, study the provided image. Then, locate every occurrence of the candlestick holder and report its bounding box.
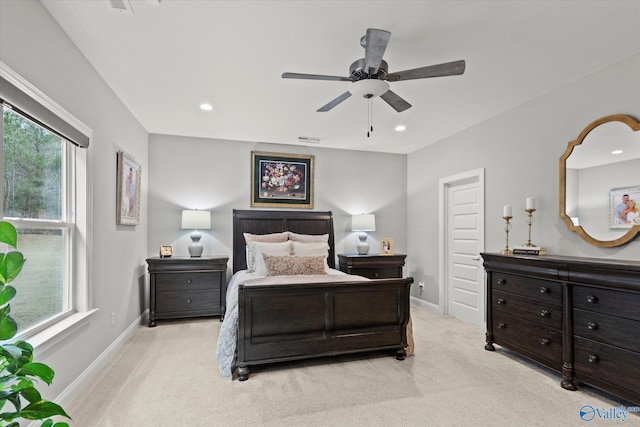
[523,208,537,247]
[502,216,513,254]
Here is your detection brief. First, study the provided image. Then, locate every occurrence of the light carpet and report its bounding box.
[63,305,639,426]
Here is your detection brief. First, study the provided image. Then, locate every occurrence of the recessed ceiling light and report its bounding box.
[611,149,623,155]
[200,103,213,111]
[395,125,406,132]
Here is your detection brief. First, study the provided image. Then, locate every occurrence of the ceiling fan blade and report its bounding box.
[385,60,466,82]
[380,90,412,112]
[317,91,352,112]
[363,28,391,75]
[282,72,351,82]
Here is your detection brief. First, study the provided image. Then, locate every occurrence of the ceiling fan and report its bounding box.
[282,28,466,113]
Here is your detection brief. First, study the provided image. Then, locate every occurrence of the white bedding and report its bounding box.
[215,269,368,380]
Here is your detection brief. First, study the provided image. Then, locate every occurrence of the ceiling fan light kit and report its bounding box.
[282,28,466,115]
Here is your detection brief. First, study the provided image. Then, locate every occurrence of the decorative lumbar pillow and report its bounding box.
[243,232,288,270]
[250,241,292,276]
[287,232,329,244]
[262,254,328,276]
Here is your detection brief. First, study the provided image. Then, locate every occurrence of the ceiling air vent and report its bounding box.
[108,0,134,14]
[298,136,320,144]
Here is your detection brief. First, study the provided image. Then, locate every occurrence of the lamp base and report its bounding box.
[356,232,370,255]
[188,230,203,257]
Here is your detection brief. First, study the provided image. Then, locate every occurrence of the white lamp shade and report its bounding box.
[181,210,211,230]
[351,214,376,232]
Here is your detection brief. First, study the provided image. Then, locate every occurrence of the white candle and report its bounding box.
[503,205,512,217]
[526,197,535,210]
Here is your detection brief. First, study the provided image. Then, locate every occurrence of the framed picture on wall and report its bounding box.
[251,151,314,208]
[609,185,640,228]
[116,150,142,225]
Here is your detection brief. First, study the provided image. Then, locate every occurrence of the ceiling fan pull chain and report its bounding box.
[367,97,374,138]
[367,98,371,137]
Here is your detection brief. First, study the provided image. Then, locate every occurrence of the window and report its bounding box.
[1,64,90,340]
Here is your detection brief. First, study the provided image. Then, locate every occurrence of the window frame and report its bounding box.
[1,62,94,344]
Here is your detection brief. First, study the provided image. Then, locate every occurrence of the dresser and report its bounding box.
[337,253,406,279]
[482,253,640,404]
[146,256,228,327]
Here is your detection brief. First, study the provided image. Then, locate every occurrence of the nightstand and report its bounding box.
[146,256,228,327]
[337,253,406,279]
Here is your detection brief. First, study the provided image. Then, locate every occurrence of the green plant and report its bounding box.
[0,222,70,426]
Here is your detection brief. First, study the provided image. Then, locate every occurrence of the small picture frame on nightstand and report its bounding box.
[381,238,394,255]
[159,245,173,258]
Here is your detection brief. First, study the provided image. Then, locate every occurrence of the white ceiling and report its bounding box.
[41,0,640,154]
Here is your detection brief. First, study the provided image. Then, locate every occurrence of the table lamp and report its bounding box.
[351,214,376,255]
[181,210,211,257]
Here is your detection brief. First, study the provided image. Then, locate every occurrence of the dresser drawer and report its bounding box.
[573,309,640,353]
[156,289,219,314]
[574,336,640,395]
[155,272,220,291]
[492,312,562,365]
[573,286,640,322]
[491,273,561,304]
[493,290,562,330]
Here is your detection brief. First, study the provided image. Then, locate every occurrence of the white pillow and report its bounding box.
[243,232,288,269]
[250,241,292,276]
[291,241,330,271]
[287,232,329,243]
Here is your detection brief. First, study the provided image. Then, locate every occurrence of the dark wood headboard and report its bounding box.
[232,209,336,273]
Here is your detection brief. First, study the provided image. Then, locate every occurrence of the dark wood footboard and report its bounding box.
[236,277,413,381]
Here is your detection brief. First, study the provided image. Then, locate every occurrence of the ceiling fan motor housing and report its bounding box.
[349,59,388,81]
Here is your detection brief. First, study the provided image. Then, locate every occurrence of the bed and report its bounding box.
[216,209,413,381]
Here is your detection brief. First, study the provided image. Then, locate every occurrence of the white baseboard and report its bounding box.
[410,296,441,313]
[53,310,149,407]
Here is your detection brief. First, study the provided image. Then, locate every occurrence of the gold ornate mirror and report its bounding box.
[560,114,640,247]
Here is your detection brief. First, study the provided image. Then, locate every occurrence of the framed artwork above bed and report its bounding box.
[251,151,314,208]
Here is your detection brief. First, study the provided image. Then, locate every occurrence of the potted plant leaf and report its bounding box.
[0,221,70,426]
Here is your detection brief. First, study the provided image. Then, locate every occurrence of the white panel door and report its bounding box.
[447,181,483,326]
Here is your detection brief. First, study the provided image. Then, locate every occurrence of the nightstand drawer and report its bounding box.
[338,254,406,279]
[349,267,400,279]
[155,272,219,291]
[156,289,219,314]
[146,256,229,327]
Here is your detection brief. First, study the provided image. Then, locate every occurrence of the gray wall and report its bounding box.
[147,135,408,275]
[0,0,149,399]
[407,53,640,306]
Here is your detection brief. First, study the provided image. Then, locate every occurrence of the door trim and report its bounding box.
[438,168,485,323]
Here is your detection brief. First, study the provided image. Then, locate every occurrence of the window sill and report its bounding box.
[28,309,99,355]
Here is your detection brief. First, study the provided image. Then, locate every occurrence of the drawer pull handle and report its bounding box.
[587,322,598,330]
[588,354,599,363]
[186,298,192,304]
[586,295,598,304]
[540,338,550,346]
[540,310,550,317]
[498,322,506,329]
[186,278,192,285]
[497,278,506,285]
[540,287,550,294]
[373,272,379,277]
[497,298,506,305]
